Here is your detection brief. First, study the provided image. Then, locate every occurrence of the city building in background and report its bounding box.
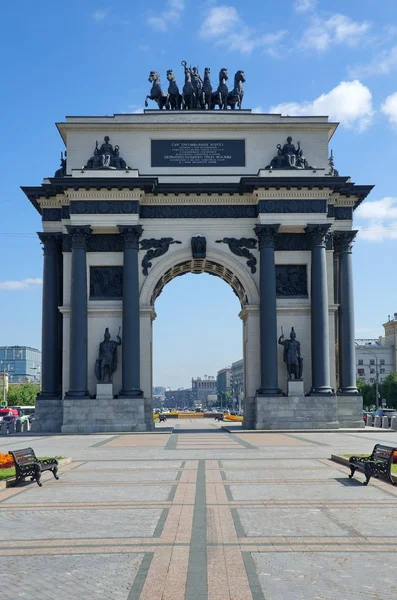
[217,368,231,405]
[231,359,244,410]
[355,313,397,385]
[152,386,166,407]
[191,376,217,406]
[0,346,41,383]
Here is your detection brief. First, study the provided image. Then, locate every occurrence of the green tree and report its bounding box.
[379,373,397,409]
[357,380,376,409]
[7,383,40,406]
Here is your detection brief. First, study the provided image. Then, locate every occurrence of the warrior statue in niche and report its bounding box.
[278,327,303,380]
[95,328,122,383]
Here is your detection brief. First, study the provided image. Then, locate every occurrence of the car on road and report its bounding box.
[362,411,375,424]
[375,408,397,426]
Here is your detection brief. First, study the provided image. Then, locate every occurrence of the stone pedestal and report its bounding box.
[31,398,64,433]
[61,397,154,433]
[336,395,364,428]
[96,383,113,400]
[287,380,305,397]
[246,395,339,430]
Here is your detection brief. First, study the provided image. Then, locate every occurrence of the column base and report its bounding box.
[31,398,63,433]
[256,388,283,397]
[309,387,333,395]
[37,391,61,400]
[118,389,143,398]
[65,390,91,398]
[61,397,153,433]
[338,387,359,395]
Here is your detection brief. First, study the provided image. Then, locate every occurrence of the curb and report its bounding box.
[0,457,72,490]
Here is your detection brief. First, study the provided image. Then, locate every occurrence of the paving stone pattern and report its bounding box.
[0,420,397,599]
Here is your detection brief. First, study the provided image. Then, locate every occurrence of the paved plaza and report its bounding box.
[0,421,396,599]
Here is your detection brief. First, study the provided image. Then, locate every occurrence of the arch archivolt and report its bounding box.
[139,246,260,309]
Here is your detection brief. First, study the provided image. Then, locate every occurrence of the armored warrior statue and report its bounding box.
[95,328,122,383]
[85,137,128,170]
[278,327,303,380]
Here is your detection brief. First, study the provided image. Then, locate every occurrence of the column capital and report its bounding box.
[333,230,358,253]
[37,232,62,255]
[117,225,143,249]
[305,224,332,248]
[254,224,280,249]
[65,225,92,249]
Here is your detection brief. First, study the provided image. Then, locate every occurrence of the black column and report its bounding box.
[254,224,281,396]
[334,231,358,394]
[306,224,333,395]
[37,232,62,399]
[65,225,91,398]
[118,225,143,397]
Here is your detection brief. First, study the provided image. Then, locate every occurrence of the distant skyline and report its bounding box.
[2,1,397,387]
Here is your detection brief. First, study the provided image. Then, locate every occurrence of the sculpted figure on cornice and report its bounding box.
[144,63,245,110]
[84,136,129,170]
[54,151,67,177]
[266,137,312,170]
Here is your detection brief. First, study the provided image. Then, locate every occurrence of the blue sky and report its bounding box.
[1,0,397,388]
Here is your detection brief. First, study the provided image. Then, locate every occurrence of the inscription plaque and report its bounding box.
[151,140,245,167]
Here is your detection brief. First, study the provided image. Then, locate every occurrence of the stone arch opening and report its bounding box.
[139,249,260,407]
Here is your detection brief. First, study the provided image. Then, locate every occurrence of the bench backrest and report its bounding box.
[371,444,397,465]
[9,447,37,466]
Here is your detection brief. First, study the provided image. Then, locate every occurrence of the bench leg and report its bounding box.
[349,465,356,479]
[52,465,59,480]
[34,465,42,487]
[364,474,371,486]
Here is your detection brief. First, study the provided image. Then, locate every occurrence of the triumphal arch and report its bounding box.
[23,76,372,433]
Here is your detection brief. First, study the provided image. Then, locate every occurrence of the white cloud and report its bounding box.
[200,5,287,55]
[294,0,317,13]
[349,45,397,79]
[381,91,397,126]
[92,9,110,22]
[301,13,370,52]
[269,80,374,132]
[148,0,185,31]
[355,197,397,241]
[0,278,42,291]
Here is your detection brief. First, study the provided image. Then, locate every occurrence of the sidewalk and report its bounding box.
[0,420,396,599]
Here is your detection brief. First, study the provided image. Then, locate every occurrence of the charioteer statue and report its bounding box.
[95,328,122,383]
[278,327,303,380]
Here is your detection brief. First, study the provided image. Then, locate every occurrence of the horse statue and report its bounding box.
[227,70,245,110]
[144,71,168,110]
[203,67,213,110]
[181,61,195,110]
[166,70,182,110]
[211,68,229,110]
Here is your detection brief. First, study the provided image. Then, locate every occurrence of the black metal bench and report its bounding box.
[9,447,59,487]
[348,444,397,486]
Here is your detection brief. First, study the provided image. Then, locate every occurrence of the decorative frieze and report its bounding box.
[70,200,140,215]
[258,199,327,213]
[140,204,257,219]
